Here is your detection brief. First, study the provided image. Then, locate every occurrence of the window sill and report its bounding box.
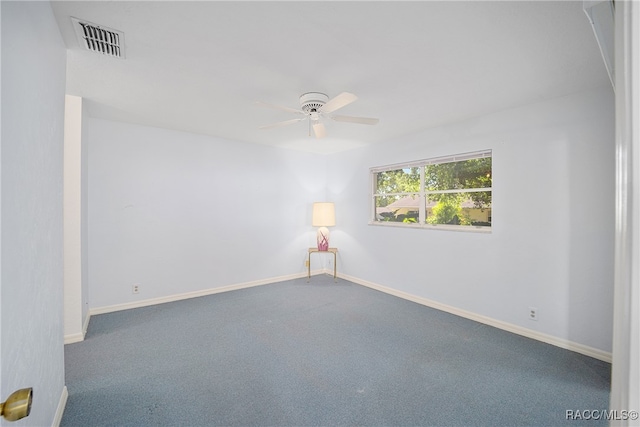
[368,221,492,233]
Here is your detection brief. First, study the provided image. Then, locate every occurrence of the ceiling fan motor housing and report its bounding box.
[300,92,328,113]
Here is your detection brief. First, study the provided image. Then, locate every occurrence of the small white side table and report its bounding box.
[307,247,338,281]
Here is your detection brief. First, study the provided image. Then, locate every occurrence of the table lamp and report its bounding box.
[312,202,335,251]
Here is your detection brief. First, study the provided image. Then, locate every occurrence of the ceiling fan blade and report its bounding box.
[330,115,379,125]
[259,117,305,130]
[312,121,326,139]
[320,92,358,114]
[255,101,305,115]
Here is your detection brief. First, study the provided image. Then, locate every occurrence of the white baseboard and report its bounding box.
[64,333,84,345]
[64,312,92,344]
[52,386,68,427]
[88,269,611,362]
[82,311,91,336]
[90,271,322,316]
[339,272,612,363]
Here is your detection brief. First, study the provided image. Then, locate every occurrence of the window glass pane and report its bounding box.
[371,151,492,231]
[375,194,420,223]
[375,167,420,194]
[425,192,492,226]
[425,157,492,191]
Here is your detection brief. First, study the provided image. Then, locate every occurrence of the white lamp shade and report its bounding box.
[312,202,336,227]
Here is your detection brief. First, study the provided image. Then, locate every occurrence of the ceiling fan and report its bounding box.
[256,92,379,139]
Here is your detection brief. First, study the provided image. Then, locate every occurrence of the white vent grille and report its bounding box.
[72,17,125,58]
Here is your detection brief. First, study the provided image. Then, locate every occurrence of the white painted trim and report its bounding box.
[63,95,85,345]
[339,272,612,363]
[64,312,91,344]
[88,268,611,362]
[90,271,321,315]
[610,0,640,421]
[52,386,68,427]
[82,311,90,335]
[368,221,492,233]
[63,333,84,345]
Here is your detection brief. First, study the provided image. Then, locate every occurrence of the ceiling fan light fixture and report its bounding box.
[257,91,379,139]
[300,92,329,113]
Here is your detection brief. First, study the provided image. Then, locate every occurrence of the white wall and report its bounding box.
[87,118,325,309]
[1,1,67,426]
[327,86,615,354]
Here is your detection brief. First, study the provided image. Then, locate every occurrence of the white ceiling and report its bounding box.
[51,1,609,154]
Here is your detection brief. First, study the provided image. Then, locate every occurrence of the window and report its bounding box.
[371,150,492,231]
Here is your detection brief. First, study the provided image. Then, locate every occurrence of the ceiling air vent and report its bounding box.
[71,17,125,58]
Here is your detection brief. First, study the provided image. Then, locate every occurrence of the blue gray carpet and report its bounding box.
[62,276,610,426]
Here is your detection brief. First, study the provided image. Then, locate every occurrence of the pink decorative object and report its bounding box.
[317,229,329,251]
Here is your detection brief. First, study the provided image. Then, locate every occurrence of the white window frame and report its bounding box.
[370,150,492,233]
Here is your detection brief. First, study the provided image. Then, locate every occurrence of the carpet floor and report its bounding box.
[62,276,611,426]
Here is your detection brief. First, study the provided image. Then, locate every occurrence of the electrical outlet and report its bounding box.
[132,284,140,294]
[529,307,538,321]
[305,260,310,267]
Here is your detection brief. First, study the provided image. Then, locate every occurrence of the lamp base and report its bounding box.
[316,226,330,251]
